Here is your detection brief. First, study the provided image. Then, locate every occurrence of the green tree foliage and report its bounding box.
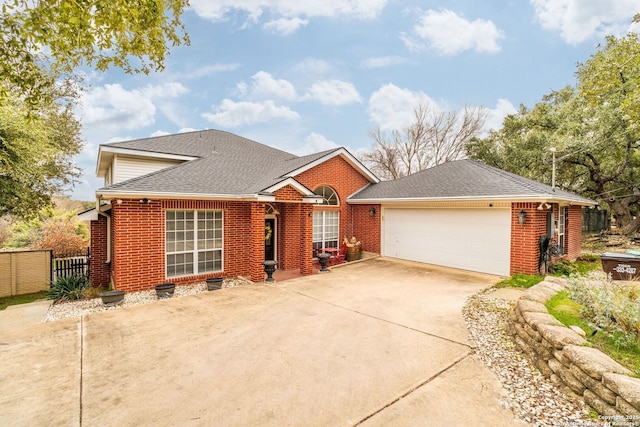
[0,0,189,106]
[468,29,640,235]
[4,203,89,252]
[0,96,83,218]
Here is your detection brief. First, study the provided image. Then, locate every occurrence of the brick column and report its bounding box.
[300,203,314,275]
[89,215,110,288]
[249,202,266,282]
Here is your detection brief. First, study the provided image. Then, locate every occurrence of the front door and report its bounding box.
[264,218,276,261]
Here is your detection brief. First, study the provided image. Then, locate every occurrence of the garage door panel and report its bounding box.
[383,208,510,276]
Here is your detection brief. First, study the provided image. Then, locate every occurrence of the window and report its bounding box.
[166,210,223,278]
[557,206,566,255]
[315,186,339,205]
[313,211,339,251]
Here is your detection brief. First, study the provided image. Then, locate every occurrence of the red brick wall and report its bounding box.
[511,202,548,275]
[566,205,582,261]
[510,203,584,275]
[110,199,261,292]
[295,155,378,252]
[89,214,110,288]
[351,204,381,253]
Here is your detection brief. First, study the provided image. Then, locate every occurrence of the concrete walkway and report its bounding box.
[0,299,51,334]
[0,258,526,426]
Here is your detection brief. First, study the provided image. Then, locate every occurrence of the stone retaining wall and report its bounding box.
[508,277,640,417]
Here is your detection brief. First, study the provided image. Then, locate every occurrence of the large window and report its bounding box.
[166,210,223,278]
[313,210,339,251]
[312,186,339,252]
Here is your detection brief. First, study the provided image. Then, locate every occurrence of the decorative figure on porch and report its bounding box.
[343,235,362,262]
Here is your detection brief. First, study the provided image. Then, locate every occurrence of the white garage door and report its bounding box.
[383,208,511,276]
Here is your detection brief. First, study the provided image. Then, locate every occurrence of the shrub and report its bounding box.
[549,259,578,276]
[48,275,90,301]
[569,280,640,349]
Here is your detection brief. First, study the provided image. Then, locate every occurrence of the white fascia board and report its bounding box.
[96,190,272,202]
[96,146,198,177]
[78,208,98,221]
[263,177,314,196]
[286,148,380,183]
[347,194,596,206]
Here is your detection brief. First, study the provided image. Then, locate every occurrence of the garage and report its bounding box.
[382,207,511,276]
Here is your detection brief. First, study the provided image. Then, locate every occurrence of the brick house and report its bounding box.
[85,130,594,292]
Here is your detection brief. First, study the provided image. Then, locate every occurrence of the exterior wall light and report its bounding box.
[517,210,527,225]
[369,207,377,217]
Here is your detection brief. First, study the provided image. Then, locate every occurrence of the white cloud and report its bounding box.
[289,132,340,156]
[402,9,504,55]
[248,71,298,101]
[202,99,300,127]
[291,58,334,76]
[150,130,170,138]
[368,83,437,130]
[484,99,517,133]
[306,80,362,105]
[361,56,411,68]
[190,0,388,33]
[264,17,308,35]
[530,0,639,44]
[77,82,189,131]
[182,63,242,79]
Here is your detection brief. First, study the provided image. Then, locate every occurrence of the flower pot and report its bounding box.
[100,290,125,306]
[155,283,176,299]
[206,277,224,291]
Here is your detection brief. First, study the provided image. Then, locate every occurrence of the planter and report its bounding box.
[155,283,176,299]
[346,246,362,262]
[206,277,224,291]
[100,290,125,306]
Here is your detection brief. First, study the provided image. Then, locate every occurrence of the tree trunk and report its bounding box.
[608,198,640,235]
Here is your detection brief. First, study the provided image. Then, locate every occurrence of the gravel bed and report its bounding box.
[45,278,252,322]
[463,290,592,427]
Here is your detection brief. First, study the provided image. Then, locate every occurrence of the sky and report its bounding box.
[69,0,640,201]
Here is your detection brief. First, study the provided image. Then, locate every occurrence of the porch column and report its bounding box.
[300,203,314,275]
[249,202,266,282]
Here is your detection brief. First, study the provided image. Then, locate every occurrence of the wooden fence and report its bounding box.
[51,248,90,282]
[0,249,52,297]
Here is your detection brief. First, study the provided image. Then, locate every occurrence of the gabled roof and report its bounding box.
[95,130,378,200]
[349,159,596,206]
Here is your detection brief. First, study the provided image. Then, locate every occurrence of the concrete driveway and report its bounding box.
[0,258,524,426]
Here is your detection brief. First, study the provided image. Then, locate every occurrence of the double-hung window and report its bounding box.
[166,210,223,278]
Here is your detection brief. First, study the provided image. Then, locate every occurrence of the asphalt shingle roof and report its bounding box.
[97,131,594,205]
[350,159,595,204]
[98,130,344,196]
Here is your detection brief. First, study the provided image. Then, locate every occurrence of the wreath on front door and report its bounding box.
[265,224,272,241]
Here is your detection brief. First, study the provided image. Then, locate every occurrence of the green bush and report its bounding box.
[549,259,578,276]
[569,280,640,349]
[48,275,90,301]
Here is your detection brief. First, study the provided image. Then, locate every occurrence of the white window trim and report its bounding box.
[313,210,340,250]
[558,206,566,254]
[165,209,224,278]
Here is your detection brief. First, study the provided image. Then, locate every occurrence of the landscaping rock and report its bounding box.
[602,373,640,411]
[564,346,633,381]
[537,324,587,349]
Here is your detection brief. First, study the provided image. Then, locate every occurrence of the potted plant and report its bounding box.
[100,290,125,306]
[206,277,224,291]
[155,283,176,299]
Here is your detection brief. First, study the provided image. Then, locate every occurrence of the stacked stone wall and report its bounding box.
[509,278,640,418]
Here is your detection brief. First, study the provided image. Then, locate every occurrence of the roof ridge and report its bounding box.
[469,160,552,194]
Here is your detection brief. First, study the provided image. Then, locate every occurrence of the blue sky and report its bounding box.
[70,0,640,201]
